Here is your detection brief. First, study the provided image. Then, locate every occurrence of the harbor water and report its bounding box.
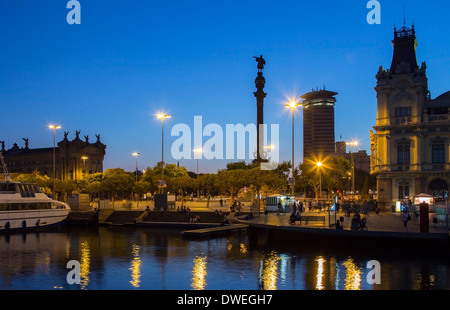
[0,225,449,290]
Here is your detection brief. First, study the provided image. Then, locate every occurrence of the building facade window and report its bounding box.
[432,143,445,164]
[398,184,410,200]
[397,143,410,165]
[395,107,411,117]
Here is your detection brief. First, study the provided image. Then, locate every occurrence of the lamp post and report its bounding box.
[132,152,140,182]
[81,156,88,179]
[193,148,202,178]
[157,113,171,180]
[49,124,61,199]
[193,148,202,200]
[316,161,323,202]
[285,101,302,196]
[346,140,359,194]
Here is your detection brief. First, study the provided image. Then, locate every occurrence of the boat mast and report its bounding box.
[0,151,11,182]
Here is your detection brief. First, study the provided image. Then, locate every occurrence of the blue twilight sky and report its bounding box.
[1,0,450,173]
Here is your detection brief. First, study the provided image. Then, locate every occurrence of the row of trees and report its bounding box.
[12,156,376,204]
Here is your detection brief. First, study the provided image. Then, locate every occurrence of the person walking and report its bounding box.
[402,209,411,231]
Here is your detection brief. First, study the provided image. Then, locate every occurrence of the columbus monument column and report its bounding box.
[253,55,268,163]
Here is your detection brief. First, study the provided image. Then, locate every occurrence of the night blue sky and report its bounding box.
[1,0,449,173]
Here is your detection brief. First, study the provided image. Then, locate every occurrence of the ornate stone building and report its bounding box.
[370,25,450,210]
[1,131,106,181]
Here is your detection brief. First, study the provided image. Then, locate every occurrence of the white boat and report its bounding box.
[0,181,71,233]
[0,152,70,233]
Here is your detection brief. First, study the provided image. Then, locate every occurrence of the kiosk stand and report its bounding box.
[419,202,429,233]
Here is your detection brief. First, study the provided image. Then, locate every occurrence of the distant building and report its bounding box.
[302,88,337,162]
[335,141,347,156]
[335,141,370,173]
[2,131,106,180]
[370,25,450,210]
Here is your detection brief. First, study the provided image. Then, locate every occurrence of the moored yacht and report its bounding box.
[0,152,70,233]
[0,181,71,233]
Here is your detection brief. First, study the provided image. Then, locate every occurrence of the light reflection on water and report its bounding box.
[79,241,90,289]
[259,251,281,290]
[192,256,207,290]
[315,256,325,290]
[129,244,141,288]
[0,226,449,290]
[342,258,362,290]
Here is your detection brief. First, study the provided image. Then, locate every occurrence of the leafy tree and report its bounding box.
[133,180,151,207]
[215,169,248,204]
[55,180,77,201]
[133,180,151,198]
[85,181,102,201]
[225,161,250,170]
[85,172,103,183]
[198,174,218,208]
[141,162,190,195]
[101,168,134,207]
[299,155,352,200]
[354,167,377,199]
[168,175,195,206]
[141,167,160,194]
[244,168,285,210]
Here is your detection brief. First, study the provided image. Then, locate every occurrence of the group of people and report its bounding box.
[176,205,191,214]
[189,215,201,223]
[276,201,305,215]
[230,200,243,212]
[350,210,368,230]
[289,211,302,225]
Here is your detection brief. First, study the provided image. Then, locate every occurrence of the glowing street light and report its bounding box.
[156,113,171,182]
[81,155,88,178]
[285,101,302,196]
[316,161,323,201]
[193,148,203,199]
[49,124,61,199]
[132,152,140,182]
[346,140,359,194]
[193,148,203,178]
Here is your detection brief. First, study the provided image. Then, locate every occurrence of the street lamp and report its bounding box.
[49,124,61,199]
[316,161,323,202]
[132,152,140,182]
[346,140,359,194]
[81,156,88,179]
[156,113,171,182]
[193,148,202,178]
[193,148,203,200]
[285,101,302,196]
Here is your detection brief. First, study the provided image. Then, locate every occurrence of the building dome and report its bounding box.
[435,91,450,101]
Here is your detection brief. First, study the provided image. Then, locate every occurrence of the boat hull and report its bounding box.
[0,209,70,233]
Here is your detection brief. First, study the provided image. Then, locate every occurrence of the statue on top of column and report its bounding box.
[254,55,265,71]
